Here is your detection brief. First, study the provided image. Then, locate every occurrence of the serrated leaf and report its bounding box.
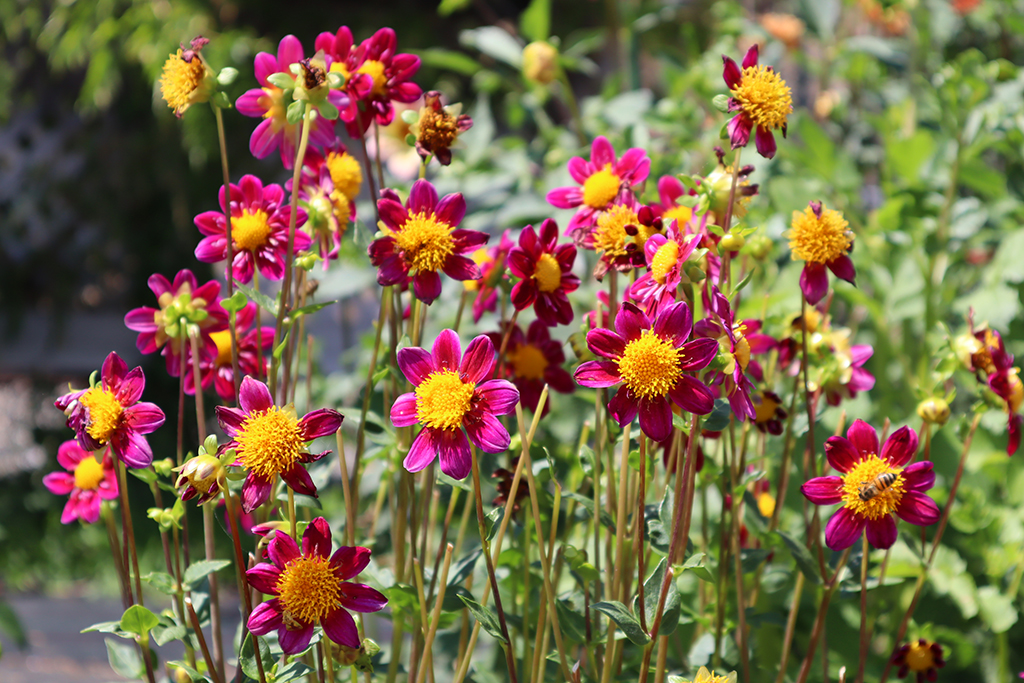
[119,605,159,636]
[239,633,272,680]
[772,531,821,585]
[458,595,507,643]
[183,560,232,589]
[106,637,143,679]
[592,600,650,645]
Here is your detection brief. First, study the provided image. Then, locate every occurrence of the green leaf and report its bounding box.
[222,291,248,313]
[153,620,187,646]
[885,129,935,185]
[119,605,159,636]
[437,0,472,15]
[441,585,474,612]
[459,27,523,68]
[447,548,482,587]
[81,620,125,635]
[646,486,674,555]
[276,660,315,682]
[267,72,294,90]
[235,281,279,317]
[142,571,177,595]
[183,560,232,589]
[106,637,143,679]
[216,67,238,86]
[316,101,339,121]
[520,0,550,42]
[772,531,822,585]
[292,300,338,318]
[286,99,305,125]
[418,48,482,76]
[385,584,419,619]
[485,506,504,541]
[703,400,732,431]
[679,552,714,583]
[458,595,508,643]
[438,470,473,492]
[562,493,616,532]
[555,598,588,643]
[239,633,272,680]
[166,660,210,682]
[740,549,771,574]
[633,558,681,636]
[130,466,157,484]
[977,586,1017,633]
[592,600,650,645]
[671,412,691,434]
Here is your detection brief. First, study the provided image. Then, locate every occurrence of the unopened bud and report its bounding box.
[916,397,951,425]
[720,233,746,252]
[522,41,559,85]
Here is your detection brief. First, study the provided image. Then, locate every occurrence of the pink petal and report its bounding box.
[567,157,590,184]
[405,428,438,474]
[741,44,759,69]
[242,474,273,513]
[591,136,615,168]
[615,302,649,341]
[431,329,462,373]
[587,328,626,360]
[57,440,89,470]
[754,126,777,159]
[668,375,715,415]
[895,491,939,527]
[847,419,880,457]
[247,599,284,635]
[391,393,419,428]
[436,428,472,480]
[435,193,466,226]
[800,262,829,305]
[678,338,719,371]
[464,412,510,453]
[43,471,75,496]
[216,406,246,436]
[546,186,583,209]
[880,426,918,467]
[298,409,344,440]
[239,376,274,414]
[475,379,518,415]
[253,53,279,87]
[249,119,280,160]
[276,35,304,71]
[398,347,435,385]
[607,385,639,427]
[279,621,314,654]
[902,461,935,492]
[574,360,621,388]
[801,476,843,505]
[331,546,372,580]
[653,302,692,346]
[864,515,898,549]
[408,179,438,214]
[824,436,859,473]
[722,55,742,89]
[235,88,267,116]
[338,583,388,613]
[461,335,496,383]
[113,431,154,469]
[246,564,283,595]
[124,402,165,434]
[824,506,864,551]
[268,527,301,568]
[321,607,360,648]
[124,307,158,333]
[377,198,409,232]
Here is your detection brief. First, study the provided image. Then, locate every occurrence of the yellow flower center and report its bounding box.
[582,165,621,209]
[1007,369,1023,413]
[840,454,905,520]
[729,65,793,131]
[509,344,548,381]
[662,205,693,226]
[276,554,341,625]
[80,387,124,445]
[235,407,305,480]
[388,211,455,274]
[356,59,388,98]
[74,455,106,491]
[159,50,208,114]
[904,641,938,672]
[232,209,273,252]
[651,240,681,285]
[617,329,682,400]
[592,205,654,259]
[463,248,492,292]
[754,393,780,424]
[534,253,563,293]
[788,205,852,264]
[326,151,363,202]
[757,492,776,518]
[329,191,352,230]
[210,330,233,366]
[694,667,734,683]
[260,87,287,125]
[415,370,476,430]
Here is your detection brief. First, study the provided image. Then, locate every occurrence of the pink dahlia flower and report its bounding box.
[196,302,274,402]
[628,220,700,317]
[43,440,118,524]
[546,136,651,234]
[508,218,580,326]
[368,179,487,305]
[215,376,343,512]
[247,517,387,653]
[722,44,793,159]
[194,174,310,284]
[391,330,520,480]
[55,352,165,469]
[574,301,718,442]
[801,420,939,550]
[235,36,340,168]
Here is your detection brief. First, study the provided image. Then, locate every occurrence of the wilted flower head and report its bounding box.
[175,436,231,505]
[160,36,215,117]
[722,44,793,159]
[787,201,855,305]
[410,91,473,166]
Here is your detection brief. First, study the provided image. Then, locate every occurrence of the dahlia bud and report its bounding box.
[916,397,951,425]
[522,41,559,85]
[720,233,746,252]
[175,453,224,505]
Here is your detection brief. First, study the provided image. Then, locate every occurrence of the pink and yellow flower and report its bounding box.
[547,136,651,234]
[197,302,274,402]
[43,440,118,524]
[508,219,580,326]
[722,44,793,159]
[247,517,387,654]
[801,420,939,550]
[215,376,343,512]
[628,220,701,316]
[391,330,520,480]
[787,201,855,305]
[55,352,166,469]
[235,36,340,168]
[194,175,310,284]
[574,301,718,442]
[488,320,575,416]
[368,179,487,304]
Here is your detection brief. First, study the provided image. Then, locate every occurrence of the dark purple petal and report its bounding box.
[412,270,443,304]
[510,280,537,311]
[279,622,315,655]
[268,527,300,568]
[435,193,466,226]
[847,419,880,457]
[377,198,409,232]
[330,546,372,580]
[722,55,742,88]
[574,360,621,388]
[475,379,519,415]
[464,412,511,453]
[302,517,333,558]
[242,474,274,513]
[865,515,898,549]
[638,398,673,442]
[437,428,472,480]
[247,599,284,635]
[442,255,481,282]
[321,607,360,648]
[339,583,389,613]
[391,392,419,427]
[615,302,649,341]
[678,338,719,371]
[668,375,715,415]
[801,476,843,505]
[895,491,939,526]
[397,347,435,385]
[653,302,692,346]
[824,507,865,551]
[432,329,462,373]
[799,262,829,306]
[281,463,318,498]
[408,179,439,215]
[754,126,777,160]
[246,564,283,595]
[827,254,856,284]
[727,114,752,149]
[741,44,759,68]
[298,409,344,440]
[461,335,496,384]
[902,461,935,492]
[239,376,274,414]
[607,386,639,427]
[824,436,860,474]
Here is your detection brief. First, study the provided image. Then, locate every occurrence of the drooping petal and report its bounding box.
[321,607,360,648]
[464,412,511,453]
[330,546,372,580]
[824,436,860,474]
[864,515,898,549]
[847,419,880,458]
[824,507,865,551]
[638,398,673,442]
[391,393,419,428]
[722,55,742,89]
[895,491,940,527]
[460,335,497,384]
[801,476,844,505]
[607,386,639,427]
[754,126,777,160]
[880,426,918,467]
[727,114,752,149]
[436,428,472,480]
[475,379,519,415]
[799,262,829,306]
[114,431,154,469]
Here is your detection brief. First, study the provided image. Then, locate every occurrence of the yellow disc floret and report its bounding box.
[326,151,363,202]
[510,344,548,381]
[160,49,209,116]
[904,640,939,672]
[662,205,693,227]
[730,65,793,132]
[232,209,273,252]
[236,407,305,480]
[357,60,388,98]
[617,329,682,400]
[693,665,736,683]
[534,253,563,293]
[840,454,905,520]
[415,370,475,430]
[651,240,681,285]
[390,211,455,274]
[592,205,647,259]
[80,387,124,445]
[788,204,852,264]
[582,165,621,209]
[276,554,341,625]
[74,455,106,491]
[210,330,233,366]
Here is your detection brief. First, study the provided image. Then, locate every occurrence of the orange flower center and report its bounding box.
[788,204,852,264]
[74,455,106,491]
[415,370,475,430]
[729,65,793,131]
[236,407,304,480]
[276,554,341,625]
[80,387,123,445]
[617,329,681,400]
[232,209,273,252]
[582,165,620,209]
[904,641,939,672]
[534,253,563,293]
[509,344,548,381]
[840,454,905,520]
[389,211,455,274]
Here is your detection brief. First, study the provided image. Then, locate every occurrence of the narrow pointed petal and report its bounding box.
[321,607,360,648]
[330,546,372,580]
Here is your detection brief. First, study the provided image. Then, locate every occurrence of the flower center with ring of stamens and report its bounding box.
[582,165,620,209]
[788,205,852,264]
[74,456,106,490]
[510,344,548,381]
[617,329,682,400]
[840,454,905,520]
[904,641,939,672]
[80,387,123,444]
[730,65,793,131]
[236,407,304,479]
[415,370,475,430]
[651,240,681,285]
[534,253,562,293]
[276,554,340,625]
[592,205,643,259]
[390,211,454,274]
[356,60,388,98]
[160,50,207,114]
[232,209,273,252]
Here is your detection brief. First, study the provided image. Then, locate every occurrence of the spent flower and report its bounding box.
[892,639,946,683]
[409,91,473,166]
[159,36,215,117]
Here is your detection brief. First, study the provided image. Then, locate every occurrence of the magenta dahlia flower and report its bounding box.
[722,44,793,159]
[247,517,387,654]
[215,376,343,512]
[196,302,273,402]
[487,320,575,416]
[55,352,165,469]
[694,287,760,421]
[574,301,718,442]
[801,420,939,550]
[194,175,310,284]
[787,201,856,305]
[391,330,519,480]
[43,440,118,524]
[368,179,487,305]
[628,220,700,317]
[235,35,339,168]
[547,136,651,234]
[508,218,580,326]
[124,269,228,378]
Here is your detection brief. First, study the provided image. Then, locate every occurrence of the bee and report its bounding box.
[858,471,898,502]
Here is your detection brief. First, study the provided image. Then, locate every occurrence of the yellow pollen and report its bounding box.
[509,344,548,381]
[734,335,751,371]
[326,151,363,202]
[160,50,208,115]
[232,209,273,252]
[592,205,646,259]
[617,329,682,400]
[276,554,341,625]
[730,65,793,131]
[210,330,233,366]
[788,205,852,264]
[415,370,475,430]
[74,455,106,491]
[582,165,621,209]
[694,666,734,683]
[235,407,305,480]
[356,59,388,98]
[662,205,693,226]
[840,454,905,520]
[389,211,455,274]
[80,387,123,445]
[904,641,938,672]
[534,253,563,293]
[651,240,681,285]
